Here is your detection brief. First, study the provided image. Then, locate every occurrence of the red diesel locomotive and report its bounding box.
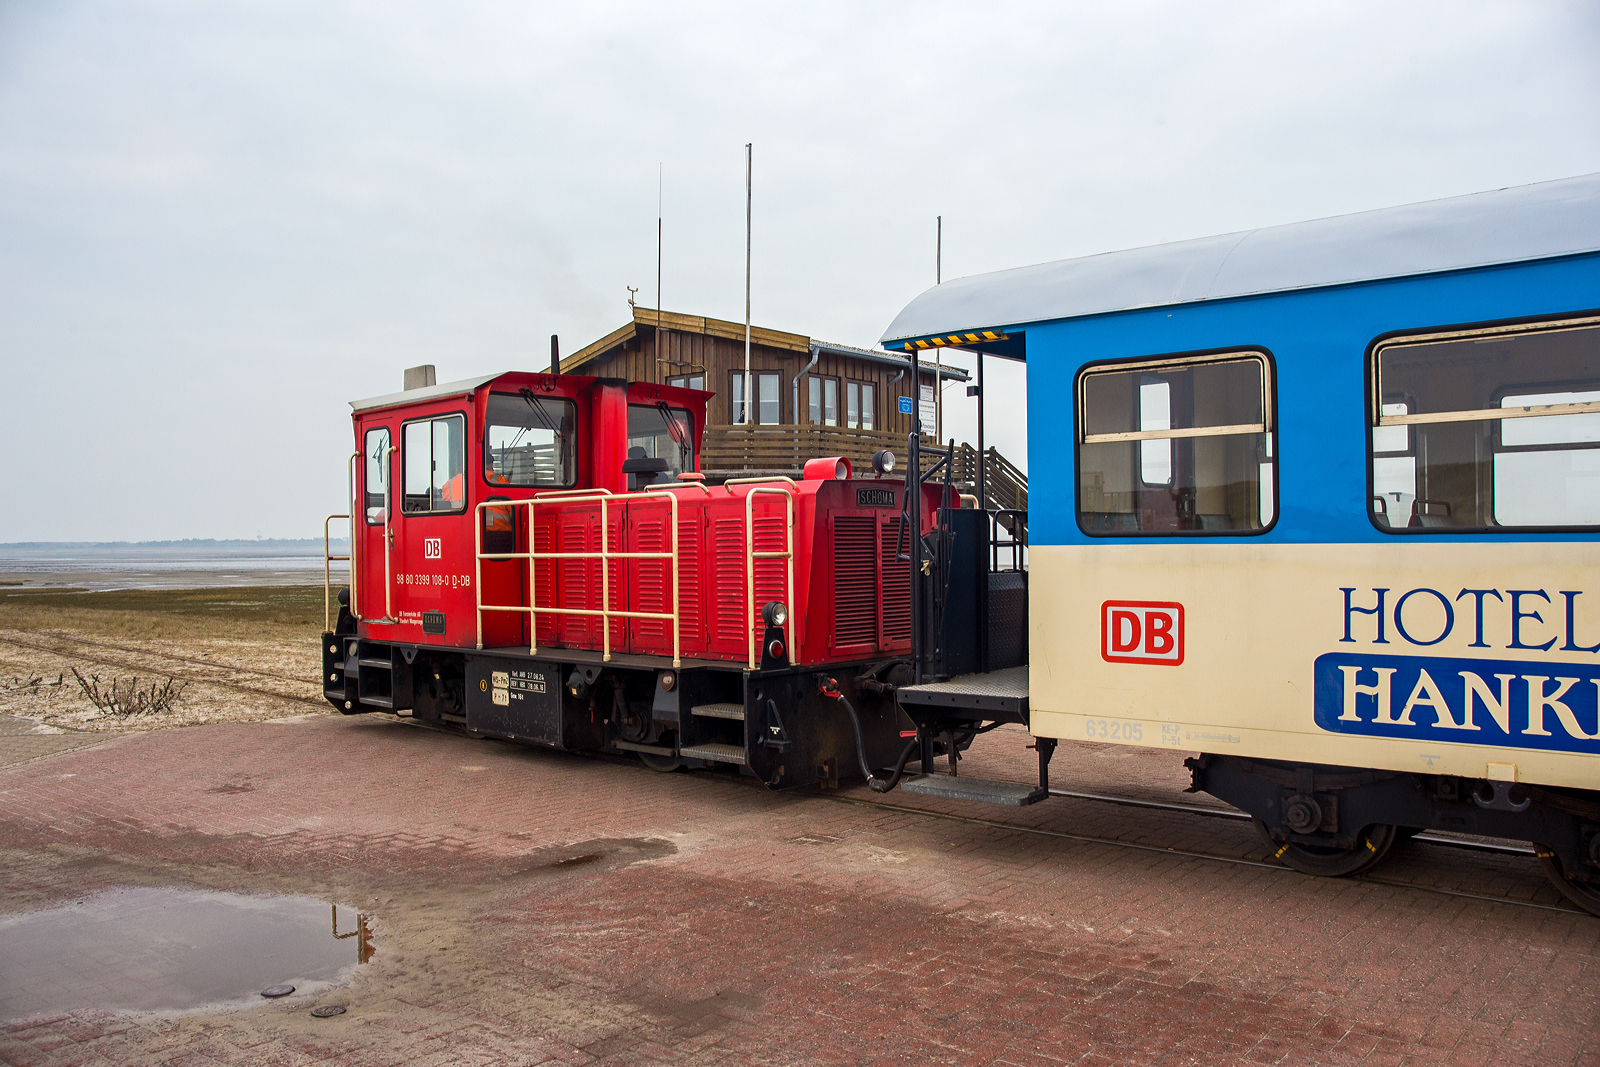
[323,366,956,788]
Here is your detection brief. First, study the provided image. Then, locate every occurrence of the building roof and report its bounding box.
[809,339,969,382]
[350,372,503,413]
[880,171,1600,349]
[561,308,810,373]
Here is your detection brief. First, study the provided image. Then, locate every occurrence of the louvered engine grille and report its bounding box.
[832,516,877,647]
[880,514,911,643]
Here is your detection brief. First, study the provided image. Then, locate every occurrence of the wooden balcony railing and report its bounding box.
[700,425,1026,512]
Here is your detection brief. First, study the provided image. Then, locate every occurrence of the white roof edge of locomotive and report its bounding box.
[350,372,505,413]
[879,171,1600,346]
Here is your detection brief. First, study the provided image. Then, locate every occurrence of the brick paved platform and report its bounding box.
[1,714,1596,1066]
[0,715,108,770]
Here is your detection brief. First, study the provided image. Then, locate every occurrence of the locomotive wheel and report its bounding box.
[1254,819,1397,877]
[1534,845,1600,917]
[637,751,683,773]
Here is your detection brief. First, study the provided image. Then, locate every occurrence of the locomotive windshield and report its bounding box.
[484,392,577,487]
[627,403,695,479]
[1077,353,1275,535]
[1370,315,1600,530]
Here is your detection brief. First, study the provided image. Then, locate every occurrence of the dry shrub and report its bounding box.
[70,668,186,718]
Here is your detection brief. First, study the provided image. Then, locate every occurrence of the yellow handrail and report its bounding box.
[734,484,796,670]
[323,513,351,632]
[474,486,684,668]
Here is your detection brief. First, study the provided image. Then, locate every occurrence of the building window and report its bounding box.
[484,393,576,488]
[1077,352,1275,535]
[845,380,875,430]
[1370,315,1600,530]
[667,374,705,392]
[729,371,780,424]
[402,413,467,514]
[809,376,839,426]
[363,427,390,525]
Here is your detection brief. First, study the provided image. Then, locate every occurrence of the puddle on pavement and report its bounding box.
[0,887,375,1021]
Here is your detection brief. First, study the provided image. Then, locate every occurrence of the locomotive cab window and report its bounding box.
[484,392,576,487]
[1370,315,1600,531]
[1078,352,1275,535]
[402,413,467,514]
[627,403,696,483]
[363,427,391,525]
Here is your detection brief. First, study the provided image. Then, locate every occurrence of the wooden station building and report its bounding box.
[558,307,970,474]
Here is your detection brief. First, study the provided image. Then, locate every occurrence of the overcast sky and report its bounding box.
[2,1,1598,541]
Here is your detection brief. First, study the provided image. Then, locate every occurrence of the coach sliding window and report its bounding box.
[1077,351,1276,535]
[1369,314,1600,531]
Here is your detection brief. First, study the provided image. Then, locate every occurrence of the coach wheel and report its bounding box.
[1533,845,1600,917]
[637,751,683,773]
[1254,819,1397,877]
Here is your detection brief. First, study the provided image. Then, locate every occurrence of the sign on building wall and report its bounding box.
[920,384,936,429]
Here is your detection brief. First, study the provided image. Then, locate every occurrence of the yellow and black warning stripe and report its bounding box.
[901,329,1009,351]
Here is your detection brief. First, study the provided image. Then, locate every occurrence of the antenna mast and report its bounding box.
[743,143,753,425]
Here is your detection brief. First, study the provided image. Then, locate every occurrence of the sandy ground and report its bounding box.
[0,584,331,733]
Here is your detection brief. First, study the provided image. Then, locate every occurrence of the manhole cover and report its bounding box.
[260,985,295,998]
[311,1005,347,1018]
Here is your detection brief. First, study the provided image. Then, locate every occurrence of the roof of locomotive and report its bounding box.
[880,171,1600,348]
[350,371,617,414]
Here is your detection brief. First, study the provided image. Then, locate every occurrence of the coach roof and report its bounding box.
[881,171,1600,348]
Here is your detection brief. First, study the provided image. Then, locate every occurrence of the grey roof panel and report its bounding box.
[810,339,971,381]
[351,372,503,413]
[881,172,1600,344]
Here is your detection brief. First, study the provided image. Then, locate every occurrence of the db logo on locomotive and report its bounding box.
[1101,600,1185,666]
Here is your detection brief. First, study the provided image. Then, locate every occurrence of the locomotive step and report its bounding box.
[678,743,747,766]
[899,773,1047,807]
[357,657,393,669]
[690,703,745,721]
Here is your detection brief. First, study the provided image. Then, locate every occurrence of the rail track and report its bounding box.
[0,632,327,710]
[0,642,1577,917]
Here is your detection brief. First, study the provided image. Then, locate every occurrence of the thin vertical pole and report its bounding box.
[976,350,987,512]
[934,216,943,446]
[657,164,664,383]
[744,142,753,425]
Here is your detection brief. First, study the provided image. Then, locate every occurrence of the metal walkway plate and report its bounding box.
[899,774,1047,807]
[679,743,747,766]
[896,666,1028,717]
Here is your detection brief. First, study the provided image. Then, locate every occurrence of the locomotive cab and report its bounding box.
[324,365,944,791]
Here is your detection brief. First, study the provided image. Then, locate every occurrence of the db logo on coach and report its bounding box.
[1101,600,1185,666]
[424,538,442,559]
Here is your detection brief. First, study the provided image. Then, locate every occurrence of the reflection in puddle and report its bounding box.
[0,887,375,1020]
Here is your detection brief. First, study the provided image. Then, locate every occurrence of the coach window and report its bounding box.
[484,392,576,487]
[402,413,467,515]
[627,403,695,480]
[1370,315,1600,531]
[363,427,391,525]
[1078,352,1275,535]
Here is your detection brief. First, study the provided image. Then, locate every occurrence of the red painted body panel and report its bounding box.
[349,371,939,666]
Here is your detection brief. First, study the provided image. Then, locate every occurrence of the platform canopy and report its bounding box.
[880,171,1600,361]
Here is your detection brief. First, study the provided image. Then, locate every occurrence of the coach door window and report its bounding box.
[485,392,576,487]
[1370,316,1600,531]
[1078,352,1275,535]
[402,413,466,514]
[363,427,391,525]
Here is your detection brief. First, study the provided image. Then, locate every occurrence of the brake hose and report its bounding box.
[820,678,919,794]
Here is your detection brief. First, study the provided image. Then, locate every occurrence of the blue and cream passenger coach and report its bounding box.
[881,173,1600,907]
